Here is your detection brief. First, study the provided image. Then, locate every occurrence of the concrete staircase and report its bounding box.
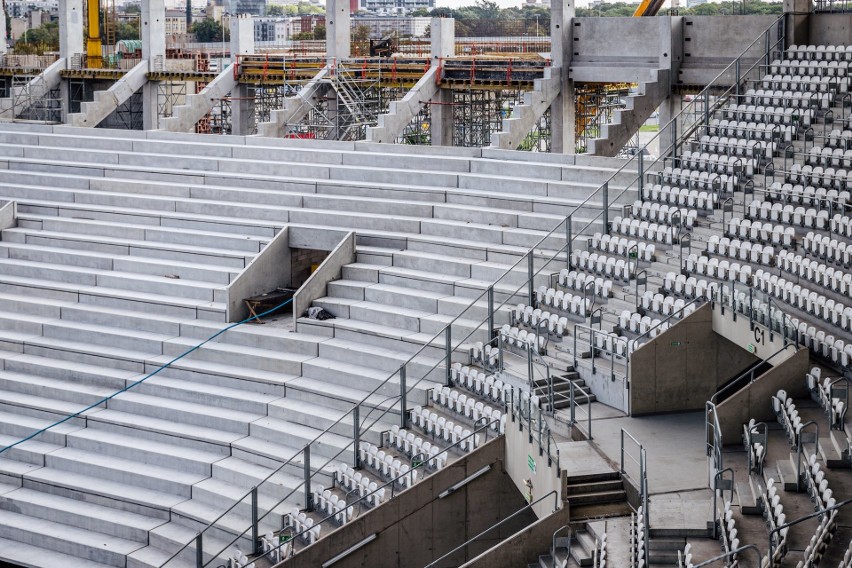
[491,66,562,151]
[0,59,64,120]
[587,69,670,157]
[159,64,237,132]
[67,61,149,128]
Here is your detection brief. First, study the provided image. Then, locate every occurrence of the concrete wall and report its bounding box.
[809,13,852,45]
[0,202,15,231]
[504,414,564,519]
[275,437,535,568]
[715,347,809,442]
[711,302,791,362]
[630,303,759,415]
[226,227,291,322]
[293,231,355,320]
[459,506,570,568]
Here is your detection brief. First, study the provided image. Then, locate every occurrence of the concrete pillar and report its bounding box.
[326,0,350,65]
[230,83,254,135]
[230,13,255,58]
[783,0,810,47]
[657,94,682,157]
[429,18,454,147]
[59,0,84,64]
[549,0,575,154]
[141,0,165,130]
[0,7,7,56]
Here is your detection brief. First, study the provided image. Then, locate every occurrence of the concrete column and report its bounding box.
[141,0,165,130]
[230,13,255,58]
[326,0,350,65]
[657,94,682,157]
[59,0,84,64]
[230,83,254,135]
[783,0,811,47]
[550,0,575,154]
[429,18,454,147]
[0,7,7,55]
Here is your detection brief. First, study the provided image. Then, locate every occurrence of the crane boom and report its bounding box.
[86,0,102,67]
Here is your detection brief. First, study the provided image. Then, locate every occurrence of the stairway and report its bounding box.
[491,66,562,151]
[159,64,237,132]
[67,61,149,128]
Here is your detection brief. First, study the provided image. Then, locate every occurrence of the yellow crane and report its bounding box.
[633,0,667,17]
[86,0,102,68]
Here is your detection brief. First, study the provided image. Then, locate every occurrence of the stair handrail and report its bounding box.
[767,498,852,565]
[423,490,559,568]
[710,343,798,404]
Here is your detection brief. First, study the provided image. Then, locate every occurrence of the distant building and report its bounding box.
[254,16,290,42]
[356,0,434,14]
[686,0,708,6]
[351,16,430,38]
[165,9,188,35]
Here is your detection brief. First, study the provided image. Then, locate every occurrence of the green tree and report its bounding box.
[16,22,59,53]
[190,17,228,42]
[353,24,371,41]
[313,24,326,40]
[266,4,285,16]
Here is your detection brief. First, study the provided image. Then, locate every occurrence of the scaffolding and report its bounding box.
[575,82,632,154]
[452,87,525,147]
[157,80,188,119]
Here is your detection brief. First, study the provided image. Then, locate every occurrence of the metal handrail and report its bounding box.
[424,490,560,568]
[710,343,797,404]
[767,498,852,565]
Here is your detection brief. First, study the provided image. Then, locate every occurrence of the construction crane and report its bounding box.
[86,0,103,68]
[633,0,667,17]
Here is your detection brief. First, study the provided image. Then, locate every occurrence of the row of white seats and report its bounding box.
[748,200,838,230]
[572,251,635,281]
[821,128,852,149]
[594,533,608,568]
[831,213,852,238]
[513,305,571,336]
[787,163,852,189]
[631,507,648,568]
[258,533,290,564]
[708,118,791,145]
[610,217,678,245]
[773,390,804,447]
[470,341,499,369]
[645,184,717,212]
[312,486,355,524]
[638,291,695,318]
[768,57,848,78]
[767,180,852,203]
[800,452,835,512]
[535,285,596,314]
[718,499,741,565]
[337,463,377,501]
[678,542,695,568]
[618,310,670,337]
[428,386,505,433]
[590,233,656,262]
[684,254,754,283]
[839,539,852,568]
[359,442,415,494]
[803,231,852,267]
[628,200,698,228]
[695,133,766,158]
[500,325,547,355]
[680,150,757,177]
[742,419,767,476]
[802,510,840,568]
[659,165,738,193]
[408,408,485,451]
[709,236,778,265]
[751,77,840,97]
[556,269,613,298]
[785,45,852,62]
[777,250,852,295]
[760,480,789,568]
[725,217,795,246]
[286,509,321,544]
[663,272,720,301]
[593,331,636,357]
[807,370,848,430]
[450,363,509,405]
[722,104,813,128]
[807,144,852,168]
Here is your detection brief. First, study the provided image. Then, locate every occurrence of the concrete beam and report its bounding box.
[230,13,255,57]
[490,66,561,150]
[142,0,166,66]
[159,64,237,132]
[0,8,7,56]
[67,61,149,127]
[429,18,455,147]
[365,66,440,143]
[255,66,329,138]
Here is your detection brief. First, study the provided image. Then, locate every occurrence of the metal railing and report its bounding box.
[621,428,649,565]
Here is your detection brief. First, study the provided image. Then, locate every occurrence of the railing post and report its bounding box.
[602,181,609,230]
[528,251,535,306]
[353,404,361,468]
[565,216,573,270]
[637,152,644,201]
[749,286,754,330]
[445,326,452,385]
[498,333,505,371]
[703,89,710,128]
[304,444,313,512]
[195,533,203,568]
[527,345,534,387]
[251,486,259,555]
[570,380,576,426]
[735,58,741,98]
[487,286,495,340]
[671,116,678,160]
[399,365,407,428]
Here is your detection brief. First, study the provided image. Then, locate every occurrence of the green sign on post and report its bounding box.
[528,454,536,474]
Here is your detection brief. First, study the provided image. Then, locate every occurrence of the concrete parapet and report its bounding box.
[293,231,355,320]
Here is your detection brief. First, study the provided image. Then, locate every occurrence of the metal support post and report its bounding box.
[304,444,312,512]
[703,89,710,128]
[749,287,754,330]
[195,534,203,568]
[487,286,495,339]
[565,216,573,269]
[735,59,741,98]
[637,153,644,201]
[498,333,505,371]
[399,365,407,429]
[251,486,259,555]
[671,117,678,159]
[353,404,360,468]
[527,345,534,387]
[602,182,609,230]
[445,326,452,385]
[528,252,535,306]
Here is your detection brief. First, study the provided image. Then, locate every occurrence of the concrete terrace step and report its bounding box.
[0,487,166,543]
[158,335,314,376]
[0,350,139,390]
[0,534,121,568]
[268,396,395,446]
